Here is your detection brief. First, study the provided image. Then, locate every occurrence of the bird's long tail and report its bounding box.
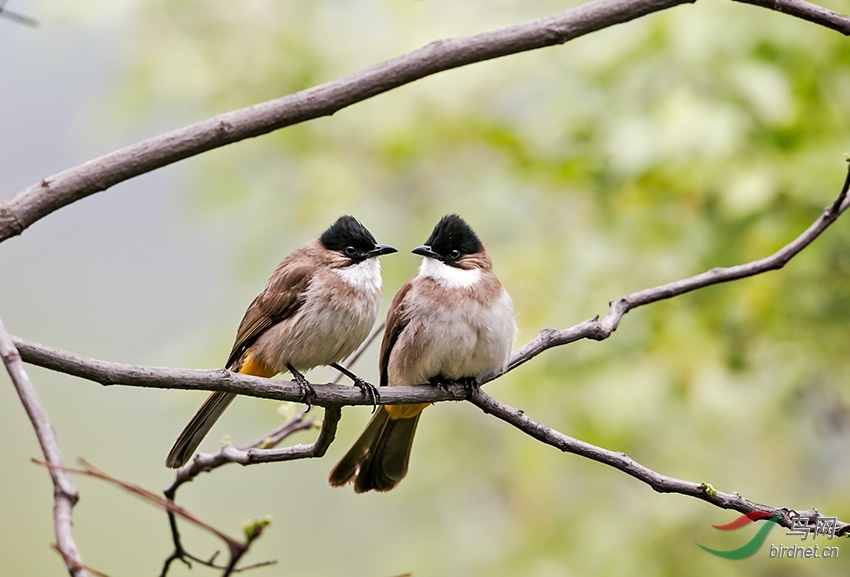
[165,352,277,468]
[165,391,236,468]
[328,406,422,492]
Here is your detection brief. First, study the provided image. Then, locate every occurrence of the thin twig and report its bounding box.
[164,409,334,493]
[34,459,271,577]
[0,318,89,577]
[161,408,340,575]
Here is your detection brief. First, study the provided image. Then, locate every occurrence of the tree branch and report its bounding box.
[12,335,464,406]
[161,409,336,575]
[0,318,89,577]
[2,0,848,242]
[0,0,39,27]
[500,161,850,374]
[165,406,338,490]
[35,459,270,577]
[732,0,850,34]
[469,389,850,536]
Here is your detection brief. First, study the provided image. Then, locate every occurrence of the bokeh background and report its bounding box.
[2,0,850,575]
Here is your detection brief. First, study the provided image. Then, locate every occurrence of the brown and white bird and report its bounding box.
[328,214,516,492]
[165,215,396,469]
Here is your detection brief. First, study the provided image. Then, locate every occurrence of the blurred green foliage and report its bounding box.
[13,0,850,575]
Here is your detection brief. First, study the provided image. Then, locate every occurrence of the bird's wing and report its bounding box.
[225,253,313,370]
[379,279,414,387]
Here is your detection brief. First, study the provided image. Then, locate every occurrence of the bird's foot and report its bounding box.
[331,363,379,412]
[429,376,461,399]
[459,376,481,398]
[287,364,316,411]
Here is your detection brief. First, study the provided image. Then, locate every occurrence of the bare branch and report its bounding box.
[12,335,463,405]
[161,409,338,575]
[34,459,270,577]
[502,162,850,374]
[0,0,39,27]
[165,407,338,493]
[3,0,848,242]
[0,318,89,577]
[469,389,850,536]
[732,0,850,34]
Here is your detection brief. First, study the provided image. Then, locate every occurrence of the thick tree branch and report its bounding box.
[0,318,89,577]
[12,335,464,405]
[469,389,850,536]
[2,0,849,242]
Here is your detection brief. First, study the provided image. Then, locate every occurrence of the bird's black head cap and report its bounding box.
[320,215,378,254]
[423,214,482,263]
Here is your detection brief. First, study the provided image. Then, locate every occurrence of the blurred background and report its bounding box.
[2,0,850,575]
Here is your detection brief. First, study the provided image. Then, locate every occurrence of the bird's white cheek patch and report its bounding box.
[417,257,481,289]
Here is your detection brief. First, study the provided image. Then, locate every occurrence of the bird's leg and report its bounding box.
[331,363,379,412]
[287,363,316,410]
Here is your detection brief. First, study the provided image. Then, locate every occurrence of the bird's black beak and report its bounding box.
[411,245,441,260]
[369,244,398,257]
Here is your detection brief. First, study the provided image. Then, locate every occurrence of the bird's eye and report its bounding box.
[344,246,357,256]
[448,249,461,260]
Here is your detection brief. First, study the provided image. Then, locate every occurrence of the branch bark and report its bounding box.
[0,318,89,577]
[2,0,849,242]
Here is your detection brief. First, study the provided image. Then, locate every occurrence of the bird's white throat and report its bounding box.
[417,256,481,289]
[335,257,382,292]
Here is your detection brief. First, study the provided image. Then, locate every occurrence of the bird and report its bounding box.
[165,215,397,469]
[328,214,515,492]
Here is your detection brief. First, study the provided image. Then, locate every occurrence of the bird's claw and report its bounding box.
[288,364,316,411]
[353,377,380,413]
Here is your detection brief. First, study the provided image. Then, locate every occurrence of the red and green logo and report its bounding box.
[696,512,781,559]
